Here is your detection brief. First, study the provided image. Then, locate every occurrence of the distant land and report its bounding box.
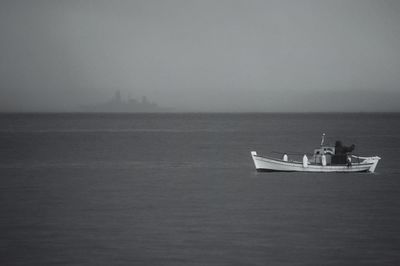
[81,91,173,113]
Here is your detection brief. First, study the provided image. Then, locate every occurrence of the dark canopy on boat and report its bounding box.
[335,141,355,155]
[332,141,355,165]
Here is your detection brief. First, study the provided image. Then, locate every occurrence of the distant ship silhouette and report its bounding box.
[81,91,172,112]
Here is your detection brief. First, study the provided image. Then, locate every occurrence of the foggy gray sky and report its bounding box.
[1,0,399,112]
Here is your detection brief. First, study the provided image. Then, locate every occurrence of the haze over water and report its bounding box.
[1,0,400,112]
[1,113,400,265]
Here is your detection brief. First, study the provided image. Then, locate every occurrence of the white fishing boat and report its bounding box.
[251,134,381,173]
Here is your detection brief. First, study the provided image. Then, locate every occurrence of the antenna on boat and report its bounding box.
[320,133,325,147]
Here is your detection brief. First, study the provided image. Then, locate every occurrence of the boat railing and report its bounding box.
[269,151,368,166]
[269,151,314,163]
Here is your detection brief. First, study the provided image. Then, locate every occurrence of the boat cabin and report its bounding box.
[312,146,335,165]
[311,140,355,165]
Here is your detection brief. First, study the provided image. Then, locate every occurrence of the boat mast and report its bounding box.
[320,133,325,147]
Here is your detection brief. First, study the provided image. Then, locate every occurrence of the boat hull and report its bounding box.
[251,151,380,173]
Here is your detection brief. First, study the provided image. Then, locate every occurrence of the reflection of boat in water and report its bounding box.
[251,134,381,173]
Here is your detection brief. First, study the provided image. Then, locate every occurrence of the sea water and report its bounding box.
[0,113,399,265]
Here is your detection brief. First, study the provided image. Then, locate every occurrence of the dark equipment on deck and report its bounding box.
[332,141,355,165]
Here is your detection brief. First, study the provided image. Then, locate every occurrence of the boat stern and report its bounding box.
[367,156,381,173]
[353,155,381,173]
[251,151,261,170]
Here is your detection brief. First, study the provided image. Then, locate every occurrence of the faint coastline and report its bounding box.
[80,91,173,113]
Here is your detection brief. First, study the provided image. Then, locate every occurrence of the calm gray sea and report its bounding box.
[0,113,399,265]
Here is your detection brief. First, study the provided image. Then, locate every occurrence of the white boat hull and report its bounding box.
[251,151,380,173]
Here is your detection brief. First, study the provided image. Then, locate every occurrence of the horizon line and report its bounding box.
[1,111,400,115]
